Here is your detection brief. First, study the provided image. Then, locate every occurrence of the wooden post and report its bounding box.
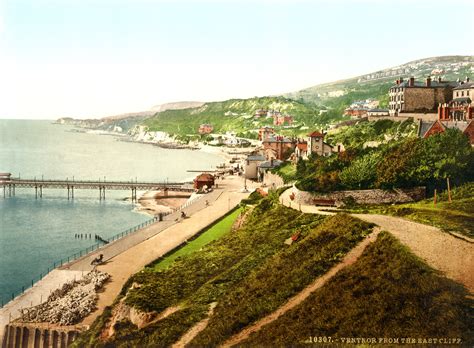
[447,177,452,203]
[433,189,437,206]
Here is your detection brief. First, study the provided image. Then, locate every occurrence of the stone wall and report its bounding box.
[292,186,426,206]
[262,172,285,188]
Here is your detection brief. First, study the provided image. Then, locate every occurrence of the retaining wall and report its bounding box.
[292,186,426,206]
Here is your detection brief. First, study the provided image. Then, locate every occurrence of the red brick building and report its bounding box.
[198,124,213,134]
[273,114,294,126]
[262,135,296,160]
[438,80,474,122]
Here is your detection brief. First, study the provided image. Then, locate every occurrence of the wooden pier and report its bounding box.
[0,177,194,202]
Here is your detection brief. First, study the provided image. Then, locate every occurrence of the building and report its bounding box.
[273,114,294,126]
[438,79,473,121]
[257,159,283,182]
[389,77,458,116]
[254,109,267,118]
[258,126,275,141]
[0,173,12,182]
[198,124,213,134]
[367,108,390,117]
[294,141,308,160]
[244,154,266,180]
[262,135,296,160]
[418,119,474,144]
[307,131,333,157]
[193,173,215,190]
[344,107,368,118]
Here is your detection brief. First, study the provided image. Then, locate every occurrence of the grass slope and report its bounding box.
[243,231,473,346]
[75,195,326,347]
[152,207,242,271]
[190,214,373,346]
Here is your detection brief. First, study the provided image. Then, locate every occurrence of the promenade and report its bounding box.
[0,175,253,340]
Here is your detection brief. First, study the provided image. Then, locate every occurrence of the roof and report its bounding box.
[263,135,293,143]
[453,82,474,90]
[247,154,266,161]
[443,121,470,133]
[258,159,283,169]
[451,97,472,104]
[308,131,324,137]
[195,173,214,181]
[418,120,434,137]
[391,80,459,89]
[367,108,389,113]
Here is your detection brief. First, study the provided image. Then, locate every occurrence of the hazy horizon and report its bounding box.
[1,0,473,120]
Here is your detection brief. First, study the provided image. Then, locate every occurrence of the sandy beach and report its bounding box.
[136,190,191,215]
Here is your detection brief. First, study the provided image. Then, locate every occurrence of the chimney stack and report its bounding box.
[396,79,400,85]
[438,76,442,83]
[467,77,470,83]
[426,76,432,87]
[409,77,415,87]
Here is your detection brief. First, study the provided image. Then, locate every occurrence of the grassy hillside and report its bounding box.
[143,96,342,137]
[244,231,473,346]
[73,194,376,347]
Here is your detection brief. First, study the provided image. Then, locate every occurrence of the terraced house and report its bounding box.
[389,76,458,118]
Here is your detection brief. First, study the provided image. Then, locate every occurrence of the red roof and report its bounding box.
[195,173,214,181]
[308,131,324,137]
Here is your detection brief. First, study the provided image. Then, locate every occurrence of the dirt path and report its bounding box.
[172,302,217,348]
[354,213,474,293]
[220,229,380,348]
[280,188,474,293]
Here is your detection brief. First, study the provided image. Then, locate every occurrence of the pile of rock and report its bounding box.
[19,270,110,326]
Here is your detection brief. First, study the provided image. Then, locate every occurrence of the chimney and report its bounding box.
[426,76,431,87]
[395,79,400,85]
[409,77,415,87]
[438,77,442,83]
[467,77,470,83]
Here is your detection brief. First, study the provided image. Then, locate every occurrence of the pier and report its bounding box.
[0,176,194,202]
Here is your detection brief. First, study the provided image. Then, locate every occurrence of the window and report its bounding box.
[462,91,464,97]
[456,92,459,97]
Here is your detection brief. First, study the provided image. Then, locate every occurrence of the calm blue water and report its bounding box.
[0,120,222,304]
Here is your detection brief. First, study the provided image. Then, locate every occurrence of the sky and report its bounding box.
[0,0,473,119]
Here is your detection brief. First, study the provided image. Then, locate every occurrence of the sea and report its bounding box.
[0,120,223,305]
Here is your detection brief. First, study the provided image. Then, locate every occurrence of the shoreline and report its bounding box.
[135,190,192,216]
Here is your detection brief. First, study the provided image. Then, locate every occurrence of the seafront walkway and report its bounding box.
[80,174,254,326]
[0,174,254,340]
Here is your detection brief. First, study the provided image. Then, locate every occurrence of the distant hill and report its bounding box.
[150,101,205,113]
[143,56,473,137]
[284,55,474,110]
